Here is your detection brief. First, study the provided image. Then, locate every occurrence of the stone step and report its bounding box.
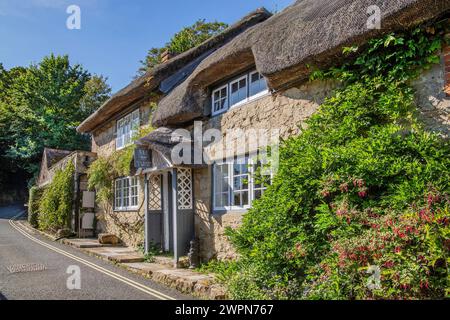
[62,238,118,249]
[123,262,166,276]
[108,254,144,264]
[153,255,190,268]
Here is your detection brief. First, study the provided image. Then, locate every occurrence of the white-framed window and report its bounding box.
[249,71,268,97]
[212,85,228,116]
[229,75,248,107]
[211,70,268,116]
[213,156,272,211]
[114,176,139,211]
[116,109,140,150]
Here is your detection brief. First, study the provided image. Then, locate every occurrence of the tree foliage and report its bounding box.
[223,24,449,300]
[138,19,228,75]
[0,54,111,189]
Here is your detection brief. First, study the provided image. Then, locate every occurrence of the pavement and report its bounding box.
[0,204,194,300]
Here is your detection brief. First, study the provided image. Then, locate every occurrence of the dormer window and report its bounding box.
[212,85,228,114]
[249,71,267,96]
[230,75,248,106]
[211,70,268,116]
[116,109,140,150]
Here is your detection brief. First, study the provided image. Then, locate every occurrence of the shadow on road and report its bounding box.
[0,292,7,300]
[0,204,26,220]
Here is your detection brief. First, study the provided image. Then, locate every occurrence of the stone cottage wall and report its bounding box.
[195,79,338,261]
[413,53,450,137]
[194,56,450,262]
[91,100,153,249]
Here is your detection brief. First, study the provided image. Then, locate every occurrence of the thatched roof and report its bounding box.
[77,8,272,133]
[152,0,450,127]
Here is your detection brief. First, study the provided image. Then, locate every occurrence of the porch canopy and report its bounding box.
[135,127,208,171]
[135,128,205,266]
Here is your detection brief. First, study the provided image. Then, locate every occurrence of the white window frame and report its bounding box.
[116,109,140,150]
[212,156,272,211]
[114,176,139,211]
[211,70,269,116]
[249,70,269,100]
[211,84,229,116]
[229,75,249,109]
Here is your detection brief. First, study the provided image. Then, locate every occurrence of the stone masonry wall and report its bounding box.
[195,79,338,261]
[194,57,450,262]
[91,100,153,249]
[413,53,450,137]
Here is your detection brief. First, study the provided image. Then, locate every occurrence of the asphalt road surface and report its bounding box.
[0,204,193,300]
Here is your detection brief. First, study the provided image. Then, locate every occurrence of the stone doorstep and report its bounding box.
[153,255,189,269]
[83,247,145,263]
[61,238,118,249]
[108,254,145,264]
[123,262,227,300]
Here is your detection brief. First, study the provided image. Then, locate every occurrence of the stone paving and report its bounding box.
[61,238,227,299]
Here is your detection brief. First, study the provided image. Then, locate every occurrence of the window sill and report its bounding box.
[116,143,134,152]
[212,208,249,215]
[113,207,139,212]
[211,91,270,118]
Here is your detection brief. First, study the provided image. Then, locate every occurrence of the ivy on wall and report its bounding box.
[38,161,75,232]
[28,185,46,228]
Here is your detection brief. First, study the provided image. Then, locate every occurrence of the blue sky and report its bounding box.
[0,0,293,92]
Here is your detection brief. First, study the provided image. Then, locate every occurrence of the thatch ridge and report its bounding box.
[77,8,272,133]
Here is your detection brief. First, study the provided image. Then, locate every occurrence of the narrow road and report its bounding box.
[0,204,192,300]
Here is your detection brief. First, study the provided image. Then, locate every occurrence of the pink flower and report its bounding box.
[321,190,331,198]
[358,191,367,198]
[340,183,349,193]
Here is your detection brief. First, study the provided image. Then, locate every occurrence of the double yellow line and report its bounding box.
[9,212,176,300]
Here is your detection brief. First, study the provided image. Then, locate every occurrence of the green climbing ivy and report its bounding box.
[38,161,75,232]
[87,115,155,207]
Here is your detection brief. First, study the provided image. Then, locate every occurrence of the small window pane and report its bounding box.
[116,110,140,150]
[249,72,267,97]
[212,86,228,114]
[230,77,248,106]
[214,164,230,208]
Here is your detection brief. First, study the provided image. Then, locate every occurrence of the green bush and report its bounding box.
[38,161,75,232]
[28,186,45,228]
[227,24,449,300]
